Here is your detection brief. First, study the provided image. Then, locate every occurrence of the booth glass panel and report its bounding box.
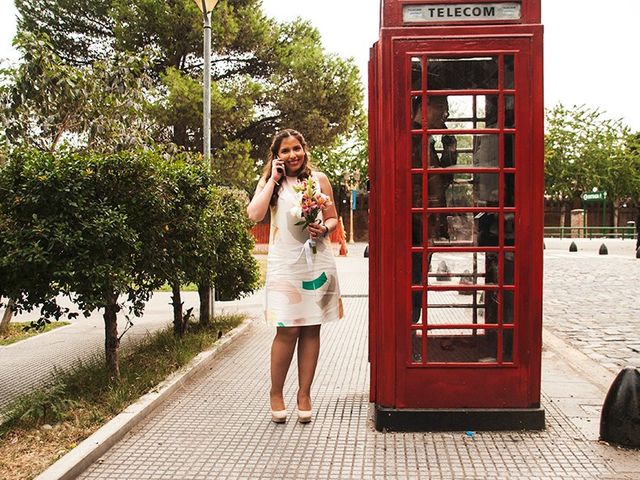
[474,134,499,167]
[503,291,515,324]
[412,174,423,207]
[473,173,500,206]
[427,213,476,245]
[505,133,515,167]
[412,330,423,362]
[411,57,423,91]
[428,252,498,286]
[412,135,423,168]
[412,291,424,324]
[504,55,515,89]
[412,215,423,247]
[411,96,423,129]
[502,329,514,362]
[504,213,516,246]
[425,328,499,363]
[426,290,491,325]
[427,95,499,130]
[412,251,423,284]
[427,134,467,168]
[504,252,515,286]
[426,57,499,90]
[504,173,515,207]
[504,94,516,128]
[427,172,502,208]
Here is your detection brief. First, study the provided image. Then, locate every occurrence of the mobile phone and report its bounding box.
[275,158,285,174]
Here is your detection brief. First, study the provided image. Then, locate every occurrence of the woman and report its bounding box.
[247,129,343,424]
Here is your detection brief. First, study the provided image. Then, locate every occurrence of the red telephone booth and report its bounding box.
[369,0,544,431]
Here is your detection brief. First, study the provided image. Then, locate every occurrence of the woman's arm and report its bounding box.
[246,177,278,222]
[308,172,339,240]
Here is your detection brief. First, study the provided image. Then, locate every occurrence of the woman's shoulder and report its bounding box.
[312,170,329,182]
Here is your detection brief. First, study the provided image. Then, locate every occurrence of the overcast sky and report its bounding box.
[1,0,639,130]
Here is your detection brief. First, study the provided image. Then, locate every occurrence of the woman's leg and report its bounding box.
[270,326,301,410]
[297,325,321,410]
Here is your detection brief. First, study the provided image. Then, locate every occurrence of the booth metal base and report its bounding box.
[374,405,545,432]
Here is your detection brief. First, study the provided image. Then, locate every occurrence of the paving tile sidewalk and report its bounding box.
[75,249,639,480]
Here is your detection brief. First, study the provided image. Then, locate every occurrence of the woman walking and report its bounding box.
[247,129,343,424]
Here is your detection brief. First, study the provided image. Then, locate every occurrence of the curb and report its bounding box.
[35,317,255,480]
[543,327,614,394]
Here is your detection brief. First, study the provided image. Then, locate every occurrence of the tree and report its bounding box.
[1,32,156,154]
[544,104,639,226]
[153,151,214,336]
[0,149,167,377]
[15,0,365,168]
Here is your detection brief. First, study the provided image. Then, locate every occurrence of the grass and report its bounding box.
[0,322,70,346]
[154,282,198,292]
[0,313,245,480]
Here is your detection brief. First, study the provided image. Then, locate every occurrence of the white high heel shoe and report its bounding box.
[271,409,288,423]
[297,408,312,423]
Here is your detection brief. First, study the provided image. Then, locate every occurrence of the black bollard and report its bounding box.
[543,241,546,250]
[569,241,578,252]
[636,247,640,259]
[599,244,608,255]
[600,367,640,448]
[364,244,369,258]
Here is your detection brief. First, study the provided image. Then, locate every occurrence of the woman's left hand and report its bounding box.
[308,222,327,240]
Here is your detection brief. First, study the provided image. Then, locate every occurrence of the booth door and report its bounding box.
[396,37,540,409]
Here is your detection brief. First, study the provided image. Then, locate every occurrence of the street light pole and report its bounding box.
[194,0,218,170]
[194,0,219,321]
[203,8,212,170]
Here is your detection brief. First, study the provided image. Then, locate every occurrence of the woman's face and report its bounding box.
[277,136,306,176]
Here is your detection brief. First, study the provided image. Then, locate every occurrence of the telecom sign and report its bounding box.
[582,191,607,202]
[403,3,522,23]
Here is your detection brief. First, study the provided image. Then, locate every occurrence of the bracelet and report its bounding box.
[323,225,330,237]
[271,178,279,186]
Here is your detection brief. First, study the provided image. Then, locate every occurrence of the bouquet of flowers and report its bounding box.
[292,177,332,254]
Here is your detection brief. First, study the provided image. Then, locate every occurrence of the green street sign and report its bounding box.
[582,192,607,202]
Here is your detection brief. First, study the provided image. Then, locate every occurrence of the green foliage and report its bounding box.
[14,0,365,190]
[0,148,166,325]
[0,147,259,347]
[545,104,639,206]
[312,124,369,191]
[208,187,260,301]
[1,32,155,153]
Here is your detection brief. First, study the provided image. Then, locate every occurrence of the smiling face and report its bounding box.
[277,136,306,176]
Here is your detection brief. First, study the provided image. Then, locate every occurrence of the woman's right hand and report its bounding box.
[271,158,285,183]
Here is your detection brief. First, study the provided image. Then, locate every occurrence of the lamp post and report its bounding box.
[193,0,219,321]
[343,171,361,244]
[192,0,219,171]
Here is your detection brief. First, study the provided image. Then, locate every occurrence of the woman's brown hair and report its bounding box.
[262,129,314,206]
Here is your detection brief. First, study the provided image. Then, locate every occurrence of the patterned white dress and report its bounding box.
[264,173,344,327]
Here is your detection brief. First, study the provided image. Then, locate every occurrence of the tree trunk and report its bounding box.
[171,283,185,336]
[0,298,16,334]
[613,200,620,228]
[198,282,211,326]
[559,201,567,228]
[104,292,120,379]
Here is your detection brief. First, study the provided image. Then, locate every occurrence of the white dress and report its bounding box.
[264,173,344,327]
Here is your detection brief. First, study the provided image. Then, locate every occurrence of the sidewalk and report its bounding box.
[67,243,638,479]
